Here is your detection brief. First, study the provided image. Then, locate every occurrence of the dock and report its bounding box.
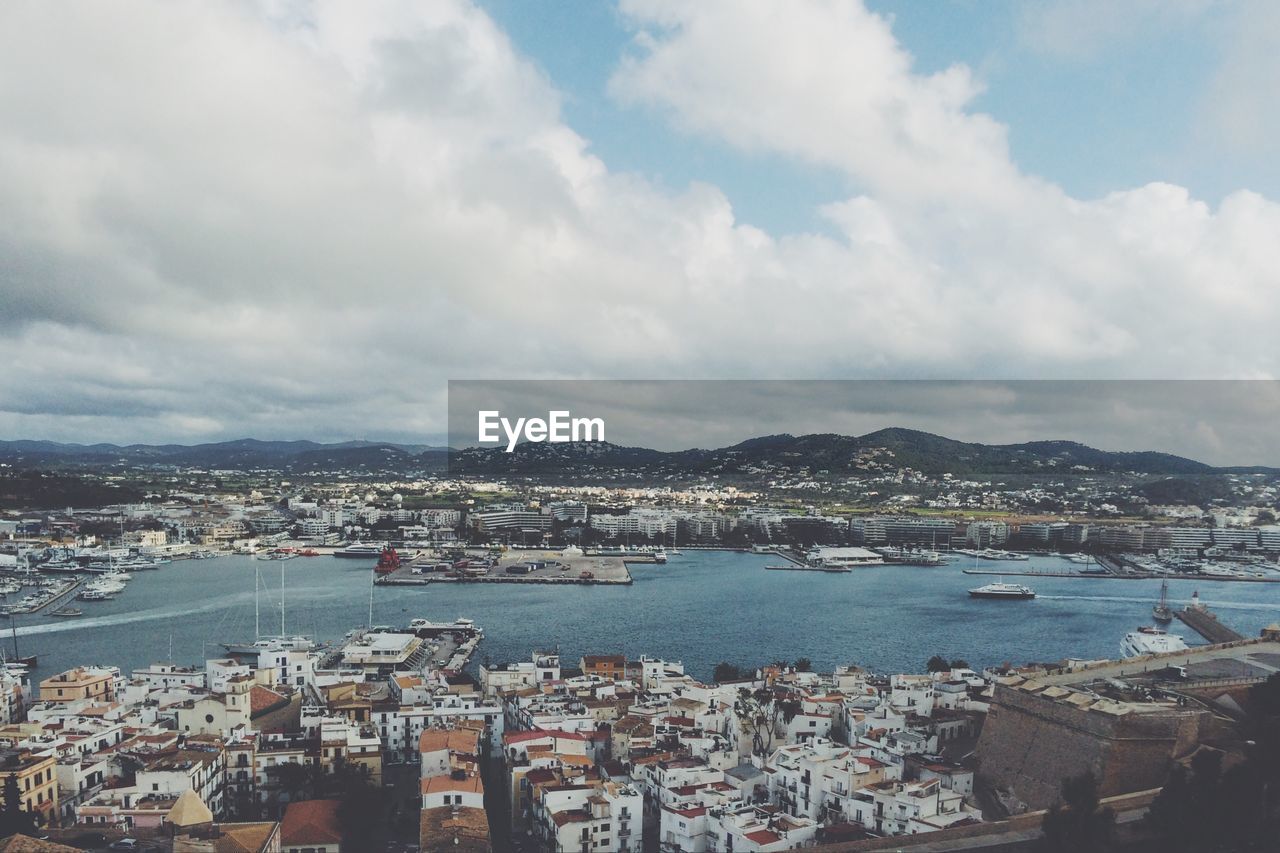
[764,564,850,573]
[1175,606,1245,644]
[375,551,633,586]
[961,568,1280,583]
[1,580,81,614]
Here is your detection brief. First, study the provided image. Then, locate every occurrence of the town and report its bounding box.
[0,611,1278,852]
[3,437,1280,850]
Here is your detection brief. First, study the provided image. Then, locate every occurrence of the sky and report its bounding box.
[1,0,1278,453]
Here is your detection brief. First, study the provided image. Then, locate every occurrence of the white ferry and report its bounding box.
[968,582,1036,600]
[1121,626,1189,658]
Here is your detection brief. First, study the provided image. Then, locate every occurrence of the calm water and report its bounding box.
[9,551,1280,681]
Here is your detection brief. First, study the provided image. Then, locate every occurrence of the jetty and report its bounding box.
[1175,606,1244,645]
[764,564,850,573]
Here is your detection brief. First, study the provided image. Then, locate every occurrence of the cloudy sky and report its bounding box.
[2,1,1278,451]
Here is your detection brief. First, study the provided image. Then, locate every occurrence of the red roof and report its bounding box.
[503,727,596,745]
[746,828,782,844]
[281,798,342,846]
[249,685,289,716]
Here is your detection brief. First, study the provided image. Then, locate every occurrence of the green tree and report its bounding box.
[1040,771,1114,852]
[926,655,949,673]
[793,657,812,672]
[268,761,313,815]
[949,658,970,670]
[713,662,743,683]
[333,764,387,849]
[0,774,36,836]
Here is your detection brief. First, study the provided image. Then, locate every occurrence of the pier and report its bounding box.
[1175,606,1245,644]
[374,550,633,586]
[1,579,81,614]
[764,564,850,573]
[961,568,1280,583]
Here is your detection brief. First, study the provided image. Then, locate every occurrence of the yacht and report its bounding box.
[333,543,386,559]
[877,546,947,566]
[1121,626,1189,658]
[968,582,1036,600]
[978,549,1030,561]
[222,635,316,655]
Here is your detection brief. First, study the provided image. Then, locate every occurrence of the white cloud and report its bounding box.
[0,0,1276,445]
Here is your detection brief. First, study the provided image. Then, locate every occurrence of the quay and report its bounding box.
[764,564,851,573]
[374,550,633,586]
[961,568,1280,583]
[1175,606,1245,644]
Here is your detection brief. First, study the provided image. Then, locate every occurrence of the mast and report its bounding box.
[280,561,285,636]
[254,564,261,639]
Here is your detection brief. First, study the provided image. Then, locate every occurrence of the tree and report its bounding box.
[334,765,387,849]
[268,761,313,815]
[793,657,812,672]
[926,655,949,673]
[1040,771,1114,852]
[0,774,36,837]
[713,662,743,683]
[949,658,970,670]
[1147,714,1280,851]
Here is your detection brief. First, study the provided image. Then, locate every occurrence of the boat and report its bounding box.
[877,546,947,566]
[374,546,402,575]
[653,549,668,564]
[968,582,1036,600]
[50,608,83,618]
[334,543,386,559]
[222,635,316,655]
[1121,626,1188,658]
[977,549,1030,561]
[77,590,115,601]
[1152,579,1173,623]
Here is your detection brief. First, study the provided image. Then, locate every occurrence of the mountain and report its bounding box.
[0,438,449,471]
[447,428,1232,480]
[0,429,1262,481]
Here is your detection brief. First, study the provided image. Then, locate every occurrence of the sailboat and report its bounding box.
[1152,579,1173,623]
[221,561,315,655]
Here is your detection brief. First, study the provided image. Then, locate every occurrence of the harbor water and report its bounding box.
[8,551,1280,680]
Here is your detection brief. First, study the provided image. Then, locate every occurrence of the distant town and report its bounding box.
[1,434,1279,851]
